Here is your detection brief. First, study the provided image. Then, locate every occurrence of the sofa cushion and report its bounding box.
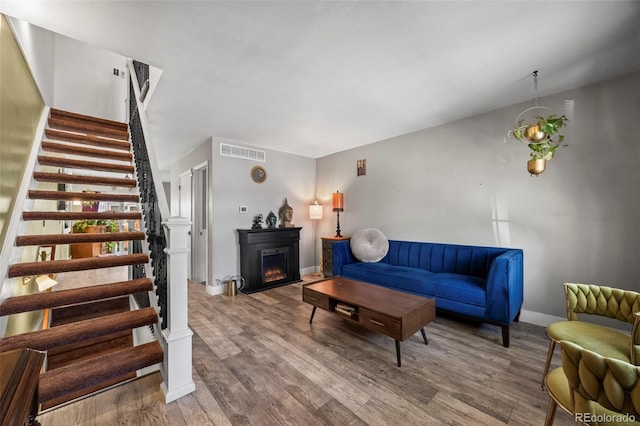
[350,228,389,263]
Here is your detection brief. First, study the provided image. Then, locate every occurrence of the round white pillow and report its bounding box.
[350,228,389,263]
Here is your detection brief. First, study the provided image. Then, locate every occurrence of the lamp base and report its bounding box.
[335,209,342,237]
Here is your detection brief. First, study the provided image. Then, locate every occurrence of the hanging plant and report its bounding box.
[513,114,568,160]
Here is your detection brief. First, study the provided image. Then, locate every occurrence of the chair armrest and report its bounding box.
[632,312,640,365]
[332,240,355,276]
[485,249,524,323]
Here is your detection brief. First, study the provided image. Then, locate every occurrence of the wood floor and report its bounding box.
[38,276,576,425]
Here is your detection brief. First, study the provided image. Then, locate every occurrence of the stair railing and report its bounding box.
[127,59,195,403]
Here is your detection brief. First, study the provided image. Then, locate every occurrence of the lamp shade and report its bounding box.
[332,191,344,212]
[309,201,323,220]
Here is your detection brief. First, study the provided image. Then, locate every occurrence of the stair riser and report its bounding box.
[22,211,141,221]
[0,307,158,353]
[38,341,163,405]
[50,109,129,132]
[0,278,152,316]
[45,129,131,151]
[33,172,136,188]
[38,156,135,174]
[28,190,139,203]
[8,253,149,278]
[42,141,133,162]
[48,117,129,141]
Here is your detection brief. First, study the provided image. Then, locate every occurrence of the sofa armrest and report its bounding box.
[332,240,355,276]
[485,249,524,324]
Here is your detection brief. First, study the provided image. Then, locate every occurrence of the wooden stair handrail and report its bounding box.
[38,341,163,404]
[8,253,148,278]
[0,278,153,316]
[38,156,135,174]
[16,231,146,247]
[0,307,158,353]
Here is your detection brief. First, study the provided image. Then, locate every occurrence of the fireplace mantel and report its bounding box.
[237,227,302,293]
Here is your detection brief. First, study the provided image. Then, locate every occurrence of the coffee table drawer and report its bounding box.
[303,287,329,310]
[359,308,401,339]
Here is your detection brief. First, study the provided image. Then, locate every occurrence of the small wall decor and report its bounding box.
[250,165,267,183]
[357,159,366,176]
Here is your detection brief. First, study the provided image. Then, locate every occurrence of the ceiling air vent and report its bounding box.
[220,143,266,162]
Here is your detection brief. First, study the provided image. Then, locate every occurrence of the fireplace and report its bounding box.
[237,228,301,293]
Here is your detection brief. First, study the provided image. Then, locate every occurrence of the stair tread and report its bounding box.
[50,108,129,131]
[38,155,135,173]
[22,211,142,221]
[0,307,158,353]
[0,278,152,316]
[48,117,129,141]
[42,141,133,161]
[16,231,146,247]
[39,341,162,405]
[8,253,149,278]
[45,128,131,151]
[28,189,140,203]
[33,172,136,188]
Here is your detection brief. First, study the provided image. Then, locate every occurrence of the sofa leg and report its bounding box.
[501,325,510,348]
[514,310,521,322]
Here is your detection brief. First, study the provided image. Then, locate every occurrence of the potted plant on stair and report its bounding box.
[512,114,568,176]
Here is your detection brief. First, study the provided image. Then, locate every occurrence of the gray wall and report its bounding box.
[171,139,318,290]
[316,71,640,323]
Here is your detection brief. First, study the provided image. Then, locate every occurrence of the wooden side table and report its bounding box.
[321,236,350,277]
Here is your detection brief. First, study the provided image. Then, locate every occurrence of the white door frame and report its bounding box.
[178,170,193,281]
[192,162,208,285]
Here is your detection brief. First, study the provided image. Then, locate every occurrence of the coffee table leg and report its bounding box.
[309,306,317,324]
[395,340,401,367]
[421,328,428,345]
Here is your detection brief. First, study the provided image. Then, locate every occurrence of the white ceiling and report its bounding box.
[3,1,640,173]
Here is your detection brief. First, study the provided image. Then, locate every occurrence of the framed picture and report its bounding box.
[250,165,267,183]
[357,159,366,176]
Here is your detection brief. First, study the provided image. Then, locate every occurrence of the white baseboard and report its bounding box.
[519,309,565,327]
[300,266,319,276]
[205,282,225,296]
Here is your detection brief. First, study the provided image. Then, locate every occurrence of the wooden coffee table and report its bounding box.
[302,277,435,367]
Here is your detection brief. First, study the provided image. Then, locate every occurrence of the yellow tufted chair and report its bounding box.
[541,283,640,391]
[544,340,640,425]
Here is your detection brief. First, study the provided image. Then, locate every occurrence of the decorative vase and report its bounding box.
[524,125,546,142]
[527,159,546,176]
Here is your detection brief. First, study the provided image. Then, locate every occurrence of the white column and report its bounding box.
[160,216,195,403]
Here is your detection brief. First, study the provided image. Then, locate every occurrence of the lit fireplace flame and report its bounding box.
[264,267,287,283]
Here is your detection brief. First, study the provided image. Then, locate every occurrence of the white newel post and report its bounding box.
[160,216,196,403]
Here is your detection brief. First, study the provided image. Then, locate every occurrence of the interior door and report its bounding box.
[193,166,208,284]
[179,171,193,281]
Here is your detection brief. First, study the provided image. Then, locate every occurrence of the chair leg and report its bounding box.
[540,339,557,390]
[501,325,510,348]
[544,397,558,426]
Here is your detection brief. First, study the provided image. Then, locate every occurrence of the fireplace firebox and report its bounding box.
[237,228,301,293]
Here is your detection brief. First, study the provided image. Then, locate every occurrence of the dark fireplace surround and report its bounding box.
[237,228,302,293]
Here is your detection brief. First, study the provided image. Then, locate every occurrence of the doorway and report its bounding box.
[178,164,208,285]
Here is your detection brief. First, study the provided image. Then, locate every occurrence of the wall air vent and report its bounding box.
[220,143,266,162]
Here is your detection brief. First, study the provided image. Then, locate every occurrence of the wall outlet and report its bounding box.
[239,206,248,214]
[113,68,119,76]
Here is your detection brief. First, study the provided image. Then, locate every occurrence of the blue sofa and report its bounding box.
[332,240,524,347]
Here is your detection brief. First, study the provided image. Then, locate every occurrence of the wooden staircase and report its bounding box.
[0,109,163,410]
